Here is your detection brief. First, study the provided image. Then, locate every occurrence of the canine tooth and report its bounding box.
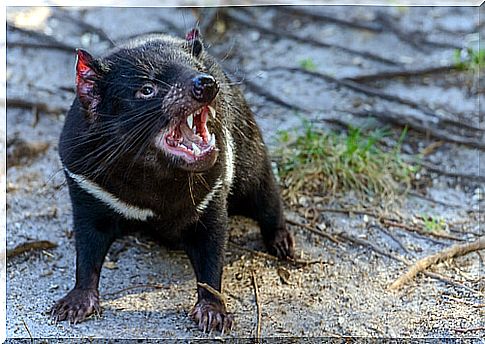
[192,143,201,155]
[187,114,194,129]
[208,106,216,119]
[209,133,216,145]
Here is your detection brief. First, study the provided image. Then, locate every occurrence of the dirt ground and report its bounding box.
[5,5,484,340]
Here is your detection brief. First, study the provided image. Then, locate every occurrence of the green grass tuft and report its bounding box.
[299,58,317,72]
[275,122,416,205]
[454,48,485,73]
[421,215,446,232]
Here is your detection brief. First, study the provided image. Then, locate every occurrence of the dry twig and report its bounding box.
[7,240,58,258]
[228,240,328,266]
[390,236,485,290]
[21,319,33,340]
[197,282,227,307]
[251,271,262,341]
[286,219,340,244]
[371,224,412,256]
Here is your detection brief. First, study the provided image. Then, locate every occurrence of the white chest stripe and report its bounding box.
[64,168,155,221]
[223,126,235,190]
[196,178,223,213]
[195,127,235,214]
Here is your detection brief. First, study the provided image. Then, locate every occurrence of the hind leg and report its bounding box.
[230,168,295,259]
[255,176,295,259]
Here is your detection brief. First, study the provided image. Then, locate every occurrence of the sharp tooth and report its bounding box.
[192,143,201,155]
[208,106,216,119]
[209,133,216,145]
[187,114,194,129]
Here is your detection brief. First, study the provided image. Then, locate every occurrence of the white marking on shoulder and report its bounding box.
[196,177,223,213]
[64,168,155,221]
[223,126,235,190]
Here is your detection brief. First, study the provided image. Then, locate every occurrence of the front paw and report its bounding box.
[189,299,233,333]
[50,288,101,324]
[265,227,295,260]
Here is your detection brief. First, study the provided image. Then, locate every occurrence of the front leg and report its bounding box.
[183,205,233,333]
[51,187,117,324]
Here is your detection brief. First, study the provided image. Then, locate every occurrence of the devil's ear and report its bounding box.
[75,49,103,114]
[185,28,203,57]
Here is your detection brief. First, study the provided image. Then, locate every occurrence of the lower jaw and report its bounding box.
[171,147,219,172]
[154,136,219,172]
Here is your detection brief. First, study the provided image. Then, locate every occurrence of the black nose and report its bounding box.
[192,74,219,103]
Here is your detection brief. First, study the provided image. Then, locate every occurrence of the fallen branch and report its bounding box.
[292,217,481,294]
[453,327,485,333]
[228,240,328,266]
[337,232,410,265]
[424,271,482,295]
[268,66,467,124]
[408,191,466,209]
[7,98,67,115]
[338,232,481,294]
[381,218,465,242]
[278,6,382,33]
[251,271,262,341]
[225,10,399,66]
[7,41,75,52]
[243,79,309,113]
[7,240,58,258]
[314,206,454,244]
[52,9,115,47]
[349,110,485,150]
[442,294,485,308]
[416,160,485,183]
[375,12,461,51]
[346,65,458,82]
[7,22,77,52]
[286,219,340,244]
[389,236,485,290]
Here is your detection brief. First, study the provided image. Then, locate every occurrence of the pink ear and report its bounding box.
[75,49,99,110]
[185,28,199,41]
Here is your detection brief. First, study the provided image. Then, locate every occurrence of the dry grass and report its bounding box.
[275,122,416,206]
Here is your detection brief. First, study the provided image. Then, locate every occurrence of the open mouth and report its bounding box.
[156,104,217,163]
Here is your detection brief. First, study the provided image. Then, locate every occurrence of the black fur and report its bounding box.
[51,32,295,332]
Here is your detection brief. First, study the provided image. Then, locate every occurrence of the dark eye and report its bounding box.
[136,83,157,99]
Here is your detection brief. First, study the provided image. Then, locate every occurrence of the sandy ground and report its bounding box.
[6,5,484,340]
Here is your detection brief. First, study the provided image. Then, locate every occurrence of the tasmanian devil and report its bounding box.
[50,29,295,333]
